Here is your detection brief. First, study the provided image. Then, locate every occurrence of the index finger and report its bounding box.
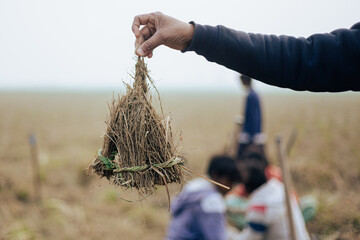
[132,13,153,38]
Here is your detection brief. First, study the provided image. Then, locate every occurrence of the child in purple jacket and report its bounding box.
[166,156,241,240]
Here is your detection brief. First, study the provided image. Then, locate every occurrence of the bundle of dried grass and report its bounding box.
[88,57,184,197]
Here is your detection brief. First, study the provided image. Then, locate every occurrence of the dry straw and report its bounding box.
[88,57,229,206]
[88,57,183,201]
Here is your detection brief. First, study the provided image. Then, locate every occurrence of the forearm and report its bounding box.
[184,22,360,92]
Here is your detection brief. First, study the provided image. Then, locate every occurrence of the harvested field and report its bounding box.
[0,91,359,239]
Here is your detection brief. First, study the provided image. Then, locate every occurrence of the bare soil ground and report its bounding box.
[0,91,359,239]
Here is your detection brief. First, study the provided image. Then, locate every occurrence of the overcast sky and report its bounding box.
[0,0,359,92]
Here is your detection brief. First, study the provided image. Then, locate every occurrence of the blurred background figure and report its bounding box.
[165,155,240,240]
[237,75,265,158]
[226,151,317,233]
[229,153,310,240]
[227,152,281,231]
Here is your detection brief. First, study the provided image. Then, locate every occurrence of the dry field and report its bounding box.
[0,90,359,240]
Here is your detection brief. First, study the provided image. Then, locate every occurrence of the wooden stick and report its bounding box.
[285,129,298,157]
[28,133,42,203]
[180,166,230,190]
[276,135,297,240]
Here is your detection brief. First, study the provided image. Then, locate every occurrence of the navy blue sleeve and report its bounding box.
[184,22,360,92]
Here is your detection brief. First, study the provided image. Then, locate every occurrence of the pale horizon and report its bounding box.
[1,0,359,93]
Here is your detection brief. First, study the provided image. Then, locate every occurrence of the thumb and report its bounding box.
[136,32,162,57]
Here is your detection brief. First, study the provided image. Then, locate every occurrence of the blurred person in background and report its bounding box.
[226,151,317,233]
[230,152,310,240]
[165,155,240,240]
[132,12,360,92]
[237,74,265,158]
[226,152,281,231]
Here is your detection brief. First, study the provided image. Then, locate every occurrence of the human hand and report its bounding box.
[132,12,194,58]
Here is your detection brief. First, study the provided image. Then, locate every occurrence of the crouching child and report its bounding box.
[165,155,241,240]
[234,153,310,240]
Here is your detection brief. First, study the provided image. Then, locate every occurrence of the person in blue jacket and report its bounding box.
[131,12,360,92]
[237,74,265,158]
[166,155,240,240]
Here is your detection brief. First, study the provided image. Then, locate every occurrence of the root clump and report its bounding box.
[88,57,183,196]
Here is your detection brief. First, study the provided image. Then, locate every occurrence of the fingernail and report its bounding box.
[137,48,145,56]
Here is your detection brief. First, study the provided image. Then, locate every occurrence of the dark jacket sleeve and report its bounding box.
[184,22,360,92]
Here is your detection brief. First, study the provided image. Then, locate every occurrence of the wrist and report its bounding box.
[182,22,195,51]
